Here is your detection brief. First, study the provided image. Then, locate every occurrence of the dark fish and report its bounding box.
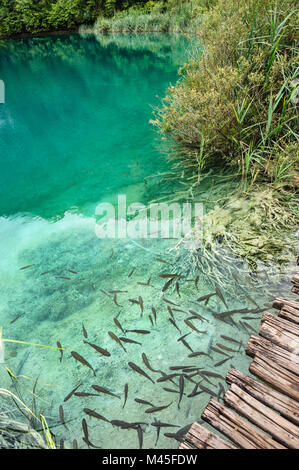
[155,258,170,265]
[128,268,136,278]
[125,330,150,335]
[168,318,181,334]
[64,383,81,402]
[178,375,184,410]
[137,277,152,287]
[163,387,181,394]
[198,384,218,398]
[163,298,179,307]
[57,341,63,362]
[164,424,193,442]
[56,276,71,280]
[135,398,154,407]
[68,270,78,274]
[200,370,225,379]
[177,333,191,342]
[169,365,197,371]
[197,293,216,304]
[10,313,24,325]
[83,341,111,357]
[151,420,180,446]
[92,385,120,399]
[149,315,154,327]
[128,362,155,384]
[108,331,126,352]
[216,343,238,353]
[162,278,175,292]
[74,392,99,397]
[175,282,181,297]
[109,290,128,294]
[123,384,128,409]
[195,276,199,290]
[113,293,122,307]
[167,306,175,319]
[20,265,34,270]
[184,319,202,334]
[142,353,162,374]
[82,323,88,339]
[119,337,142,346]
[159,274,180,279]
[82,418,101,449]
[83,408,110,423]
[188,351,210,358]
[136,425,143,449]
[214,356,233,367]
[71,351,96,377]
[114,317,125,335]
[189,310,208,323]
[156,374,179,383]
[59,405,68,430]
[145,402,172,414]
[181,339,193,353]
[215,287,228,308]
[220,335,242,345]
[152,307,157,324]
[100,289,111,297]
[139,296,144,315]
[40,271,51,276]
[210,346,230,357]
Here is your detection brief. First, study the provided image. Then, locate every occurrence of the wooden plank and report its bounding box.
[259,321,299,355]
[179,442,194,449]
[226,368,299,425]
[183,422,236,450]
[261,312,299,337]
[246,335,299,376]
[279,305,299,325]
[224,383,299,448]
[201,399,284,449]
[249,352,299,401]
[273,297,299,313]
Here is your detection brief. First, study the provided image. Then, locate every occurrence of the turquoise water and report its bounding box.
[0,33,297,450]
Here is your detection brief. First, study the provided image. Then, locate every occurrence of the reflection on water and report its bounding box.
[0,33,297,449]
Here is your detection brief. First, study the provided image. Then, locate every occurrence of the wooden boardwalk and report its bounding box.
[179,265,299,450]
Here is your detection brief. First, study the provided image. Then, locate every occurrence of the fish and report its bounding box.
[123,384,128,409]
[119,337,142,346]
[220,335,242,345]
[152,307,157,324]
[135,398,154,407]
[92,385,120,399]
[195,276,199,290]
[100,289,111,297]
[136,425,143,449]
[40,271,51,276]
[197,293,216,304]
[20,265,34,270]
[168,318,181,334]
[156,373,179,383]
[56,277,71,280]
[188,351,210,358]
[189,310,209,323]
[177,333,191,342]
[10,313,24,325]
[149,315,154,327]
[108,331,127,352]
[181,339,193,353]
[114,317,125,335]
[200,370,225,380]
[159,274,180,279]
[167,306,175,319]
[138,276,152,287]
[162,278,175,292]
[216,343,238,353]
[163,387,181,394]
[155,258,171,265]
[145,402,172,414]
[59,405,68,430]
[197,384,218,398]
[162,297,179,307]
[139,296,144,315]
[214,356,233,367]
[109,290,128,294]
[82,418,102,449]
[57,341,63,362]
[178,375,184,409]
[128,268,135,278]
[184,319,202,334]
[83,341,111,357]
[215,287,228,308]
[169,365,197,371]
[68,270,78,275]
[74,392,99,397]
[71,351,96,376]
[142,353,162,374]
[128,362,155,384]
[82,323,88,339]
[151,420,180,446]
[110,249,114,259]
[64,383,81,402]
[210,346,230,357]
[164,423,193,442]
[113,293,122,307]
[125,330,150,335]
[83,408,110,423]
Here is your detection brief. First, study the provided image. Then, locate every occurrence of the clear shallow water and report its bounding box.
[0,33,297,450]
